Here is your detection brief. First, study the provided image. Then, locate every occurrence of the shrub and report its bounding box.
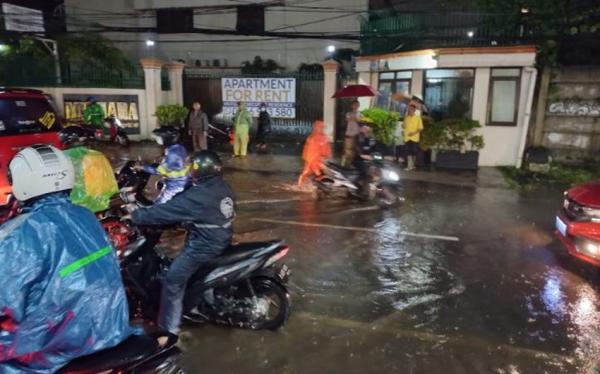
[360,108,401,146]
[155,105,189,127]
[421,118,484,152]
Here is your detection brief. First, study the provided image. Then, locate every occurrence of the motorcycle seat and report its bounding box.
[58,334,157,373]
[211,240,282,266]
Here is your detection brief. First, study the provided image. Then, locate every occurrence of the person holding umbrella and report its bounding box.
[342,99,361,167]
[332,85,380,167]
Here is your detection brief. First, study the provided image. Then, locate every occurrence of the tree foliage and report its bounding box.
[241,56,283,74]
[459,0,600,65]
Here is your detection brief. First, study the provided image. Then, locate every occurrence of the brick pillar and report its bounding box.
[321,59,340,142]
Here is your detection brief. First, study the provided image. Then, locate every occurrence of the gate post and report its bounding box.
[140,58,164,136]
[321,59,340,142]
[166,61,186,105]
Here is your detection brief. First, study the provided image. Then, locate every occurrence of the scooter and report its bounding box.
[58,333,183,373]
[121,226,291,330]
[58,116,130,147]
[314,153,402,206]
[99,160,160,254]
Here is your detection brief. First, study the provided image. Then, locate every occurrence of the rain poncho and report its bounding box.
[302,120,332,167]
[83,102,105,129]
[0,194,132,373]
[298,121,332,185]
[143,144,190,204]
[64,147,119,213]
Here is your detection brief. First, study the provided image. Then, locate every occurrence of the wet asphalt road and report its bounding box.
[101,143,600,374]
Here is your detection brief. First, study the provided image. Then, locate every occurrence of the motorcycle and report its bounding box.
[120,226,291,330]
[59,115,130,147]
[313,153,402,206]
[99,159,159,255]
[58,333,183,373]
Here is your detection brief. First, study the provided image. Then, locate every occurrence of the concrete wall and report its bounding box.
[540,66,600,160]
[65,0,366,70]
[34,87,151,141]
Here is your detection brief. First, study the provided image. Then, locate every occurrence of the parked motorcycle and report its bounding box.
[121,226,291,330]
[313,153,402,206]
[58,333,183,373]
[59,116,130,147]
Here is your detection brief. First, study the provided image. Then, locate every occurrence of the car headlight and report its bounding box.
[382,169,400,182]
[575,237,600,259]
[583,206,600,221]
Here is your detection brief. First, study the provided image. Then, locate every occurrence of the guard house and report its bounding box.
[356,11,539,167]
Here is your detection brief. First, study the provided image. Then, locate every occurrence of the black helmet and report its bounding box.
[190,150,222,181]
[152,126,181,147]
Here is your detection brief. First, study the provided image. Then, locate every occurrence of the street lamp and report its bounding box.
[146,39,155,47]
[467,31,474,38]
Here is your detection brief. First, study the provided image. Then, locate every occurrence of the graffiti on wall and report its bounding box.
[548,100,600,117]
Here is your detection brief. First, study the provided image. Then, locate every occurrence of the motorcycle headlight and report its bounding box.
[152,135,164,146]
[382,169,400,182]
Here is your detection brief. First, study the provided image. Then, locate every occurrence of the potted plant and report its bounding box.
[421,118,484,170]
[154,104,189,127]
[360,107,401,156]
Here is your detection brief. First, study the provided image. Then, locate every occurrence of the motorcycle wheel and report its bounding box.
[377,186,399,207]
[248,278,290,330]
[117,134,130,147]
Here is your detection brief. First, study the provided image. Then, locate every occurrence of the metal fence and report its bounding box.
[361,11,535,55]
[0,60,146,89]
[183,71,324,139]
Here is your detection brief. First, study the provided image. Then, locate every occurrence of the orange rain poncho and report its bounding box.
[298,120,332,186]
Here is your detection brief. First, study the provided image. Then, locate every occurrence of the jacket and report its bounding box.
[188,111,209,134]
[0,194,131,373]
[257,111,271,136]
[83,103,105,128]
[131,176,235,252]
[143,144,190,201]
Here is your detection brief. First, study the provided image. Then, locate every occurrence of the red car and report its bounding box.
[0,88,63,223]
[556,181,600,266]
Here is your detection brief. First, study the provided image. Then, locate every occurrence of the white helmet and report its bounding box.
[8,145,74,201]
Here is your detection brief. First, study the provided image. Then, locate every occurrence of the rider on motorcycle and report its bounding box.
[129,150,235,344]
[353,120,376,197]
[135,144,190,204]
[0,145,131,372]
[83,96,106,134]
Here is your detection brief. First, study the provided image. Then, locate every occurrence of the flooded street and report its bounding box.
[102,143,600,373]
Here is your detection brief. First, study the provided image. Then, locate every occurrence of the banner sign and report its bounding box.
[63,94,141,135]
[221,77,296,118]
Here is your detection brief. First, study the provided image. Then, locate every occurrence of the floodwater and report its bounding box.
[100,143,600,373]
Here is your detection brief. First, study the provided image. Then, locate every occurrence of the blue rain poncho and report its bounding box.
[0,194,132,373]
[143,144,190,204]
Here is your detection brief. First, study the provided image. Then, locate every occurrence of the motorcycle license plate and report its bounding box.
[556,216,568,237]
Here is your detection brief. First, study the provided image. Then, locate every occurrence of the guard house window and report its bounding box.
[237,5,265,33]
[424,69,474,121]
[377,71,412,113]
[487,68,521,126]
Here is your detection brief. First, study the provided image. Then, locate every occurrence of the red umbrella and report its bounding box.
[332,84,380,98]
